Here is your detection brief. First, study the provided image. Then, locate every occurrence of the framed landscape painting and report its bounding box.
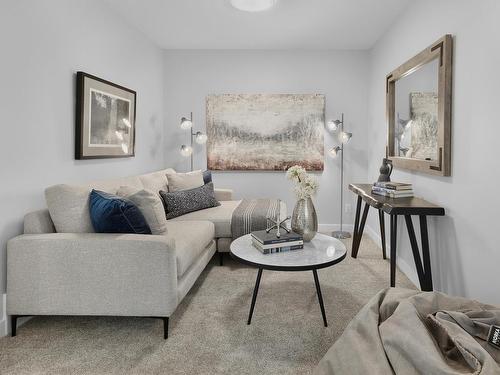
[75,72,136,159]
[206,94,325,171]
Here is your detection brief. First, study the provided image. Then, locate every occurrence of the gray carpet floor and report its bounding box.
[0,235,415,375]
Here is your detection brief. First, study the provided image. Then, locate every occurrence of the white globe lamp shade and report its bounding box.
[339,132,352,144]
[329,146,341,158]
[180,145,193,157]
[195,132,208,145]
[180,117,192,130]
[326,119,341,132]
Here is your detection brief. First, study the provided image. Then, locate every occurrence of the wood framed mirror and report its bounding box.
[386,35,453,176]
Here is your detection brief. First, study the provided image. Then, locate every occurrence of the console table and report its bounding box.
[349,183,445,291]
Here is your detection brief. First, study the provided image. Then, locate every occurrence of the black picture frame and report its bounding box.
[75,71,137,159]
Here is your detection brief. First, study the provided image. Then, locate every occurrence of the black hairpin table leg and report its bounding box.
[378,209,387,259]
[313,270,328,327]
[352,201,370,258]
[247,268,263,325]
[419,215,433,291]
[390,214,398,287]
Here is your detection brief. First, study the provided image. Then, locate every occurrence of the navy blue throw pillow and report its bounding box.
[203,170,212,185]
[89,190,152,234]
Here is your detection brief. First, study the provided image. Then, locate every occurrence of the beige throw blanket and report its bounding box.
[231,199,280,240]
[314,288,500,375]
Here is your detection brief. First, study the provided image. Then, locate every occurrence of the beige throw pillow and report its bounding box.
[45,184,95,233]
[117,186,168,235]
[166,170,204,192]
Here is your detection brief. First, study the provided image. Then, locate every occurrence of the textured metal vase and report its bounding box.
[291,197,318,242]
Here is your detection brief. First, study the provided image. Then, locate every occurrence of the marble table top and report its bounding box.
[230,233,347,271]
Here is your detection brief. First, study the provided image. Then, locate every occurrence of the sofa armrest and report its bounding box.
[7,233,178,317]
[214,188,233,201]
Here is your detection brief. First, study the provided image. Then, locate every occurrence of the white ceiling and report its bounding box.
[104,0,411,50]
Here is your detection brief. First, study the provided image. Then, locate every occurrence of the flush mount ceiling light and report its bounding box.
[230,0,277,12]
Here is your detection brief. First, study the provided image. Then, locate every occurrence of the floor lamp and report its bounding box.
[179,112,208,171]
[327,113,353,239]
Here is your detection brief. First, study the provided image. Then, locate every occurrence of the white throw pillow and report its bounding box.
[166,170,204,192]
[117,186,168,235]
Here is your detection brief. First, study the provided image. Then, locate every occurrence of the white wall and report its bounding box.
[366,0,500,304]
[0,0,165,334]
[163,50,369,227]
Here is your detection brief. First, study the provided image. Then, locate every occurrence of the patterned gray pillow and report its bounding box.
[160,182,221,219]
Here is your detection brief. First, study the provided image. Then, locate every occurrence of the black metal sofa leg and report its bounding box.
[163,317,169,339]
[11,315,18,337]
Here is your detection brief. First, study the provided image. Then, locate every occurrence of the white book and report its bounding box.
[252,238,304,250]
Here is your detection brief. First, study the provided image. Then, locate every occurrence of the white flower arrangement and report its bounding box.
[286,165,319,200]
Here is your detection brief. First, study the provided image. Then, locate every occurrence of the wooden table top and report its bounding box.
[349,183,445,216]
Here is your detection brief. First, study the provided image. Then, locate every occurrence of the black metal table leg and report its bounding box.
[351,199,363,257]
[313,270,328,327]
[390,215,397,287]
[419,216,433,291]
[247,268,263,325]
[378,209,387,259]
[351,196,362,257]
[352,202,370,258]
[404,215,426,290]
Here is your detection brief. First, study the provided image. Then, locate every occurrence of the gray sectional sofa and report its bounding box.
[6,168,248,339]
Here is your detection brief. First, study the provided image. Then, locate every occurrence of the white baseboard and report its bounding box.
[0,294,6,337]
[364,224,419,288]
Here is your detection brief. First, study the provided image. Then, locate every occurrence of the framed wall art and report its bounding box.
[206,94,325,171]
[75,72,136,159]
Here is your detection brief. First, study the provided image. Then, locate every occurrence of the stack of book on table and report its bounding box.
[372,182,414,198]
[251,230,303,254]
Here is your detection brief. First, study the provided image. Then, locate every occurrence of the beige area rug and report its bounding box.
[0,235,415,374]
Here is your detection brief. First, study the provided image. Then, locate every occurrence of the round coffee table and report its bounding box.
[230,233,347,327]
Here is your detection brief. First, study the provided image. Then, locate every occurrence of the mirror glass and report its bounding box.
[394,58,439,160]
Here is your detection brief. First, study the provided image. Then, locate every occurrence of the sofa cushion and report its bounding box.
[166,170,204,192]
[165,220,215,277]
[87,176,143,193]
[45,184,94,233]
[216,237,232,253]
[160,182,220,220]
[214,188,233,201]
[89,190,152,234]
[139,168,175,193]
[24,209,56,234]
[171,200,241,238]
[117,186,168,235]
[202,170,212,184]
[45,176,143,233]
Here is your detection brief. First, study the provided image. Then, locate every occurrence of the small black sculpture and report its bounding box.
[378,158,393,182]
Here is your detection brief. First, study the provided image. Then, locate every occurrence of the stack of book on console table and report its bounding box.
[372,182,414,198]
[251,230,303,254]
